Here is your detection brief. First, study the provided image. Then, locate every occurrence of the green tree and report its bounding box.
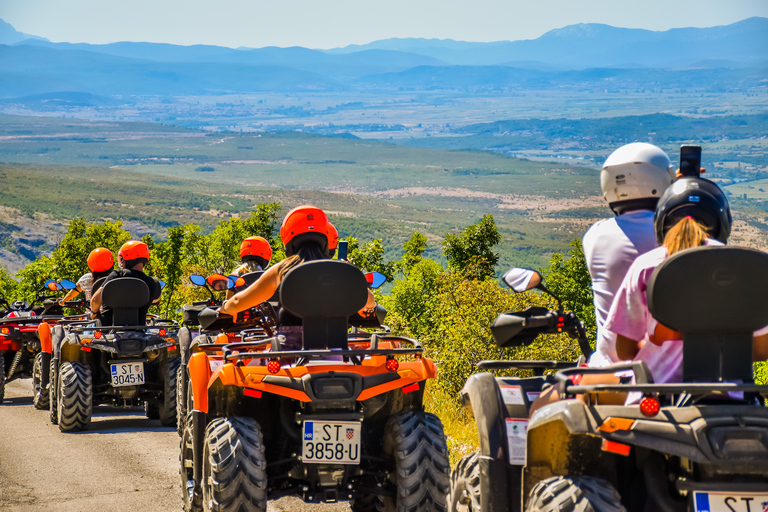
[443,215,501,280]
[397,232,428,276]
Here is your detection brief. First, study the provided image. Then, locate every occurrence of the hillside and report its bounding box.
[1,114,766,276]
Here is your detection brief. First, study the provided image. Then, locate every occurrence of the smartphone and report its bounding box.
[337,240,348,261]
[679,145,702,178]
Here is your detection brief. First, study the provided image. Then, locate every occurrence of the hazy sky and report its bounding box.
[2,0,767,49]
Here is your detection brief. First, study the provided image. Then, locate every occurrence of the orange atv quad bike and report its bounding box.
[180,260,451,512]
[176,271,277,435]
[46,277,181,431]
[0,279,84,405]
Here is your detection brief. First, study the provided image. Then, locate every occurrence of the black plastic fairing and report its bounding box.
[491,306,549,348]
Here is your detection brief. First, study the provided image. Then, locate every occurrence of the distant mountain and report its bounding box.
[0,17,765,99]
[16,39,447,77]
[328,17,768,68]
[0,19,48,45]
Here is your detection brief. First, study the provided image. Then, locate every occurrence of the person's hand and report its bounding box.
[57,298,64,305]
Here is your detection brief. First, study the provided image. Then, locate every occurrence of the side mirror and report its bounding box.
[365,272,387,289]
[189,274,207,287]
[60,279,77,290]
[502,268,542,293]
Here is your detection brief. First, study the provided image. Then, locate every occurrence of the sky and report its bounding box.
[1,0,767,49]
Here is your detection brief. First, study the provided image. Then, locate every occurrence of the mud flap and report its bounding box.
[192,410,206,488]
[40,351,51,391]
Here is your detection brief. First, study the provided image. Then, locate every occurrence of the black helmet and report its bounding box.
[654,177,731,244]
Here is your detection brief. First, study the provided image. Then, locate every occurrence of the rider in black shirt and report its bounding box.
[90,241,162,326]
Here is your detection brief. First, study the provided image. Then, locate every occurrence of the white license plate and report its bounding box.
[693,491,768,512]
[110,362,145,387]
[302,420,361,464]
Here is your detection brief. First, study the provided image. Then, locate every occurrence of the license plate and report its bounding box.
[110,362,145,387]
[302,420,361,464]
[693,491,768,512]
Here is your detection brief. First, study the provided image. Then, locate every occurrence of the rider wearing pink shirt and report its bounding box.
[606,177,768,383]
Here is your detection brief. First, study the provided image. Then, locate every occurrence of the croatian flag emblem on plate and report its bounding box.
[346,428,354,440]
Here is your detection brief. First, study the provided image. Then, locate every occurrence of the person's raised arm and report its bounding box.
[220,264,280,316]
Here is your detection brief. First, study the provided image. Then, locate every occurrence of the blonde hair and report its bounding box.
[663,216,709,255]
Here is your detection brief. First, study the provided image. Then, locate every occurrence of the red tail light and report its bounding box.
[385,358,399,372]
[640,397,660,417]
[158,329,167,337]
[94,331,102,339]
[267,359,281,374]
[0,327,8,334]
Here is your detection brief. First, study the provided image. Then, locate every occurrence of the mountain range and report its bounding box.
[0,17,765,99]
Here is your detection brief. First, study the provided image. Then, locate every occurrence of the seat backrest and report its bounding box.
[279,260,368,350]
[101,277,150,326]
[647,246,768,382]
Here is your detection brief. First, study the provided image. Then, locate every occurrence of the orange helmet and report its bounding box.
[280,205,329,256]
[240,236,272,266]
[118,240,149,266]
[87,247,114,273]
[327,224,339,251]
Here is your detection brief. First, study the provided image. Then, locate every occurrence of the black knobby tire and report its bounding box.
[380,411,451,512]
[180,413,203,512]
[0,352,5,403]
[159,357,181,427]
[145,400,160,419]
[176,364,186,436]
[32,352,50,409]
[57,361,93,432]
[525,476,626,512]
[351,493,381,512]
[49,360,58,424]
[202,416,268,512]
[450,451,481,512]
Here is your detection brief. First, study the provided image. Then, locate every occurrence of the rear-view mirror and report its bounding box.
[502,268,542,293]
[365,271,387,289]
[60,279,77,290]
[189,274,207,287]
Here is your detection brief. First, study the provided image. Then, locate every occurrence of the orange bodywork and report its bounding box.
[37,322,52,354]
[189,337,436,409]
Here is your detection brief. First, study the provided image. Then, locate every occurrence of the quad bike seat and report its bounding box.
[101,277,150,327]
[279,260,369,350]
[647,246,768,383]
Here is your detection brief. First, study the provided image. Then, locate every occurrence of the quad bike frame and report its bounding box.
[45,277,181,431]
[181,260,451,511]
[453,247,768,512]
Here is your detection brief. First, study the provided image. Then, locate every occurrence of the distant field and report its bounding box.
[1,113,766,274]
[727,179,768,200]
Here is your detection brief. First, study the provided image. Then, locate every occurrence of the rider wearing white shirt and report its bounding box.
[583,143,676,367]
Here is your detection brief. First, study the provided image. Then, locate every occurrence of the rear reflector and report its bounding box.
[601,439,630,456]
[244,388,262,398]
[81,346,91,352]
[402,383,419,394]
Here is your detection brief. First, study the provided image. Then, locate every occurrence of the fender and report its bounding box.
[460,372,520,512]
[188,351,212,413]
[38,322,52,354]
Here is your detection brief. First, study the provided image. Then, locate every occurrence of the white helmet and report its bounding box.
[601,142,675,215]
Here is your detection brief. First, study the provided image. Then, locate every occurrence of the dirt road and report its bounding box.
[0,378,349,512]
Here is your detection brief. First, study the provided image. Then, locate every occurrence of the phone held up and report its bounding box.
[679,145,702,178]
[337,240,348,261]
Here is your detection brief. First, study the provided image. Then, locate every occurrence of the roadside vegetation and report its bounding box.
[3,206,764,465]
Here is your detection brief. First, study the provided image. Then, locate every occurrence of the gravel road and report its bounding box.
[0,378,350,512]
